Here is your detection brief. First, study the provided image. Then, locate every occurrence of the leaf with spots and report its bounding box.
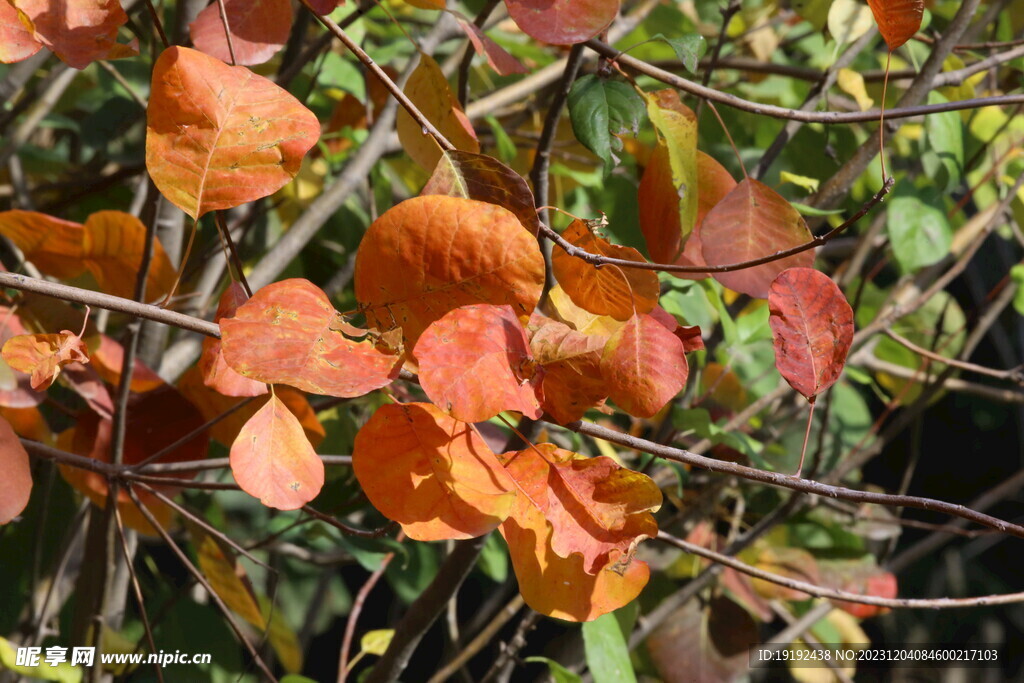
[505,0,620,45]
[601,313,689,419]
[2,330,89,391]
[11,0,137,69]
[190,0,293,66]
[220,278,403,398]
[352,402,515,541]
[146,46,320,220]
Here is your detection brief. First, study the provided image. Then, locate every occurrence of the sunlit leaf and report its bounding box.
[644,90,698,250]
[0,1,42,64]
[601,314,689,418]
[867,0,924,50]
[11,0,137,68]
[529,318,608,424]
[2,331,89,391]
[0,417,32,524]
[568,75,645,172]
[189,0,292,66]
[199,283,268,398]
[505,0,620,45]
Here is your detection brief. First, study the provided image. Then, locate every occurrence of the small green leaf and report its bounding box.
[360,629,395,657]
[1011,264,1024,316]
[485,115,518,164]
[921,91,963,192]
[779,171,820,193]
[568,75,646,173]
[525,656,582,683]
[650,34,707,73]
[582,611,637,683]
[477,532,509,583]
[790,201,844,217]
[887,191,952,272]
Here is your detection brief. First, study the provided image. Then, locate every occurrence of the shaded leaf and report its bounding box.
[768,268,854,401]
[601,314,689,418]
[545,284,625,339]
[505,0,619,45]
[0,309,45,408]
[422,150,541,236]
[568,75,645,172]
[355,196,545,348]
[827,0,875,47]
[0,417,32,524]
[651,34,706,73]
[552,220,659,321]
[396,53,479,171]
[700,178,815,299]
[199,283,268,398]
[644,90,699,250]
[648,596,757,683]
[11,0,136,68]
[744,544,821,601]
[352,402,515,541]
[0,1,42,63]
[456,17,528,76]
[529,318,608,424]
[190,523,266,628]
[415,304,541,422]
[867,0,924,50]
[220,279,402,398]
[819,556,898,619]
[146,46,320,219]
[91,335,164,393]
[583,612,637,683]
[2,331,89,391]
[360,630,395,656]
[190,0,293,66]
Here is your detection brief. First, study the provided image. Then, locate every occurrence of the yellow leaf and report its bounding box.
[360,629,395,656]
[836,68,874,111]
[828,0,874,46]
[779,171,821,194]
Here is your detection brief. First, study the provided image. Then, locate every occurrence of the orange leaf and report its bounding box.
[867,0,924,51]
[0,416,32,524]
[190,0,292,66]
[0,211,88,279]
[552,220,660,321]
[86,335,163,393]
[600,313,689,418]
[354,196,545,348]
[405,0,445,8]
[0,405,51,443]
[199,283,268,398]
[529,318,608,424]
[700,178,815,299]
[351,402,515,541]
[455,17,528,76]
[422,151,541,236]
[396,53,479,171]
[0,1,42,64]
[768,267,854,401]
[415,304,541,422]
[505,0,619,45]
[545,284,624,338]
[2,331,89,391]
[231,394,324,510]
[220,279,402,398]
[191,524,267,628]
[146,46,320,220]
[0,309,45,408]
[11,0,137,68]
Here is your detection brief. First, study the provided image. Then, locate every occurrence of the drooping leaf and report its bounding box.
[552,220,660,321]
[0,1,42,64]
[455,17,528,76]
[601,314,689,418]
[189,0,293,66]
[354,196,545,348]
[11,0,137,69]
[650,34,707,73]
[505,0,620,45]
[352,402,515,541]
[146,46,320,219]
[768,267,854,401]
[395,53,479,171]
[220,279,403,398]
[199,283,268,398]
[2,331,89,391]
[867,0,924,50]
[422,151,541,236]
[415,304,542,422]
[529,319,608,424]
[644,90,699,249]
[0,417,32,524]
[700,178,815,299]
[568,75,646,172]
[582,612,637,683]
[231,394,324,510]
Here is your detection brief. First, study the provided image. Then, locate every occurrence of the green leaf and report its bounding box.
[568,75,646,173]
[0,637,82,683]
[477,532,509,583]
[526,656,583,683]
[650,33,707,73]
[485,115,518,165]
[887,191,952,271]
[790,201,845,217]
[1011,264,1024,316]
[582,611,637,683]
[360,629,394,657]
[921,91,963,192]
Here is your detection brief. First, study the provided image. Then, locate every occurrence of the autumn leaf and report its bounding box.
[146,46,320,220]
[867,0,924,51]
[231,394,324,510]
[0,1,42,64]
[0,309,45,409]
[600,314,689,418]
[0,417,32,524]
[505,0,620,46]
[768,267,854,401]
[643,90,699,255]
[415,304,542,422]
[355,196,545,348]
[396,53,479,171]
[528,318,608,424]
[545,284,625,338]
[699,178,815,299]
[190,0,293,66]
[89,335,163,393]
[455,17,528,76]
[2,331,89,391]
[190,523,267,628]
[199,283,268,398]
[11,0,137,69]
[551,220,660,321]
[352,402,515,541]
[220,279,403,398]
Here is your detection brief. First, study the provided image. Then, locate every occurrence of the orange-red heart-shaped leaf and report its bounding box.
[220,279,402,398]
[0,2,42,64]
[867,0,924,51]
[146,46,320,220]
[11,0,137,68]
[352,402,515,541]
[700,178,815,299]
[552,220,660,321]
[230,394,324,510]
[422,151,541,236]
[528,318,608,424]
[600,313,689,418]
[0,416,32,524]
[396,53,479,171]
[505,0,619,45]
[354,196,545,348]
[190,0,292,66]
[415,304,541,422]
[200,283,268,398]
[767,267,854,401]
[2,331,89,391]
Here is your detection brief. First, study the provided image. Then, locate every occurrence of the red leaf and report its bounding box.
[867,0,924,51]
[600,314,689,418]
[190,0,293,66]
[768,268,854,401]
[700,178,815,298]
[0,417,32,524]
[455,17,528,76]
[220,279,402,398]
[2,331,89,391]
[230,394,324,510]
[528,319,608,424]
[11,0,137,68]
[505,0,620,45]
[0,309,44,408]
[352,402,516,541]
[199,283,268,398]
[0,1,42,64]
[415,304,541,422]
